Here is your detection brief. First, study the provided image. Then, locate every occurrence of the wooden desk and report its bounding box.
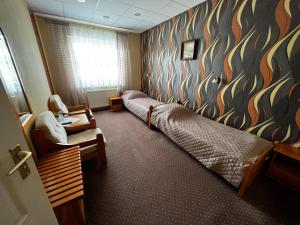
[38,147,85,225]
[62,114,89,133]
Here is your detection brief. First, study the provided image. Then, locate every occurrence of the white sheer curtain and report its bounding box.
[0,33,22,96]
[0,31,29,112]
[117,32,131,91]
[47,21,131,104]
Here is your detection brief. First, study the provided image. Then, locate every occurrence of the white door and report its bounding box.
[0,80,58,225]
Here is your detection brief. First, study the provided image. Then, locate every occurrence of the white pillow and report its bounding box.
[122,90,148,100]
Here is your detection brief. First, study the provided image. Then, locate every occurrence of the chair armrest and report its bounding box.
[89,118,97,129]
[85,108,93,120]
[85,108,97,128]
[78,138,98,148]
[76,133,104,148]
[67,104,86,112]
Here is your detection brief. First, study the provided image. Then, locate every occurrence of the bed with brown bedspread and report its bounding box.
[149,103,273,197]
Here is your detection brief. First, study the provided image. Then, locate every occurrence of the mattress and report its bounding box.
[151,103,272,187]
[122,90,163,122]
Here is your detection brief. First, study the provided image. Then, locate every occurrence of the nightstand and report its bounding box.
[109,96,123,112]
[267,141,300,193]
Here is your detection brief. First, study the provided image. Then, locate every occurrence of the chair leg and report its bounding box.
[96,133,107,167]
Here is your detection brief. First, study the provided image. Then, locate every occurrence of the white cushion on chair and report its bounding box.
[67,128,106,145]
[49,95,69,114]
[35,111,68,144]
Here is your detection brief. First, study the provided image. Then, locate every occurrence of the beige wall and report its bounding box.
[0,1,51,114]
[35,16,142,92]
[128,33,141,90]
[0,0,51,158]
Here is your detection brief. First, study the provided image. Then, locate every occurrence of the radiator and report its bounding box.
[86,89,118,109]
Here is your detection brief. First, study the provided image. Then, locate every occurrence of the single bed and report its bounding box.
[122,90,163,123]
[148,103,273,197]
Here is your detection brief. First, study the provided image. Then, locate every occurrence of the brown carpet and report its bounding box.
[84,110,300,225]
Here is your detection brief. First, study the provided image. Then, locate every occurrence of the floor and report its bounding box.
[84,110,300,225]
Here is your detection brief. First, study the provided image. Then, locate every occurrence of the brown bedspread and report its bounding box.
[151,103,272,187]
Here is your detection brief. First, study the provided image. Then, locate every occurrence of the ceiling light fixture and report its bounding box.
[134,13,141,16]
[77,0,86,3]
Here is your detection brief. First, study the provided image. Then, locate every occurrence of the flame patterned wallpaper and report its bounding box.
[141,0,300,147]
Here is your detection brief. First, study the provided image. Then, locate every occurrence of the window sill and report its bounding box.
[19,113,34,129]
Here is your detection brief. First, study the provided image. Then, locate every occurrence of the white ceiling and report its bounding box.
[26,0,206,33]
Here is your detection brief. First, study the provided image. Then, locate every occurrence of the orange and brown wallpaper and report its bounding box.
[141,0,300,147]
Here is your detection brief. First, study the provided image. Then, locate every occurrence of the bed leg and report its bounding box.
[147,105,154,129]
[237,165,254,198]
[237,146,273,198]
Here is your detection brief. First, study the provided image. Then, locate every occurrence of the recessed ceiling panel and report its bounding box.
[64,3,94,20]
[26,0,207,33]
[62,0,99,9]
[97,0,131,16]
[133,0,170,12]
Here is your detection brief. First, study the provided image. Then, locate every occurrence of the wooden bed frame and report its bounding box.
[147,105,155,129]
[147,104,274,198]
[237,146,273,197]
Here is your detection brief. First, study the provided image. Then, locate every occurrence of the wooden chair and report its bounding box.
[32,111,106,166]
[48,95,88,115]
[48,95,96,133]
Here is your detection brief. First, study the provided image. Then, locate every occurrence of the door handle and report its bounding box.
[7,145,32,179]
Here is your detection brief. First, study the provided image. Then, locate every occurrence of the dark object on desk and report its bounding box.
[57,117,74,125]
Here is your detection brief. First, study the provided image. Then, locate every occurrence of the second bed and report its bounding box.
[122,90,273,197]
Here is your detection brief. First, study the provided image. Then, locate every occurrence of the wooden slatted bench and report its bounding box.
[37,146,85,225]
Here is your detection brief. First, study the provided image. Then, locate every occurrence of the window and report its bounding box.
[0,29,30,113]
[70,30,119,90]
[0,31,22,95]
[46,21,130,104]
